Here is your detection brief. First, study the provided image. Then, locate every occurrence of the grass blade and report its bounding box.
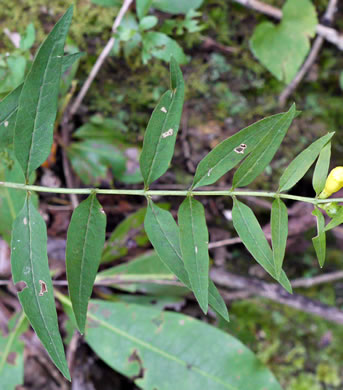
[271,198,288,278]
[232,198,292,293]
[14,7,73,179]
[178,197,209,314]
[11,195,70,380]
[66,193,106,334]
[232,104,295,188]
[139,57,184,187]
[279,132,334,192]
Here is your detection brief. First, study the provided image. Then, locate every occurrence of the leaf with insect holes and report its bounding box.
[66,193,106,334]
[139,57,184,187]
[0,52,84,147]
[11,195,70,380]
[178,197,209,314]
[192,113,285,189]
[14,6,73,179]
[232,198,292,293]
[144,201,229,321]
[271,198,288,278]
[279,132,334,192]
[313,142,331,196]
[232,104,295,188]
[312,207,326,267]
[85,300,281,390]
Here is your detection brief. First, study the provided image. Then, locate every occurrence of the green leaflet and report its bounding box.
[178,197,209,314]
[144,201,229,321]
[313,142,331,196]
[0,52,83,146]
[232,104,295,188]
[0,312,27,390]
[192,113,284,189]
[85,300,281,390]
[66,193,106,334]
[325,206,343,231]
[139,57,184,187]
[279,132,334,192]
[11,195,70,380]
[232,198,292,293]
[271,198,288,278]
[312,207,326,268]
[0,151,37,243]
[14,7,73,179]
[136,0,153,19]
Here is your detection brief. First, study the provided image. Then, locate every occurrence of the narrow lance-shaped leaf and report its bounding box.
[279,132,334,192]
[232,198,292,293]
[85,300,282,390]
[232,104,296,188]
[140,57,184,187]
[11,195,70,380]
[144,201,229,321]
[14,6,73,179]
[0,51,84,146]
[312,207,326,267]
[66,193,106,334]
[192,113,285,189]
[324,206,343,231]
[178,197,209,314]
[312,141,331,196]
[271,198,288,278]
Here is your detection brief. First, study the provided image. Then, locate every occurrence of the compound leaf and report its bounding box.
[140,57,184,187]
[14,7,73,179]
[192,113,286,189]
[232,104,295,188]
[178,197,209,314]
[85,300,281,390]
[11,195,70,380]
[66,193,106,334]
[312,207,326,267]
[232,198,292,293]
[144,201,229,320]
[271,198,288,278]
[279,132,334,192]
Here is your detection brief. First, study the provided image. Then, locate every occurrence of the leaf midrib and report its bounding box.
[87,310,237,390]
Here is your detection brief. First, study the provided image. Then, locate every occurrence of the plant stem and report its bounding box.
[1,180,342,204]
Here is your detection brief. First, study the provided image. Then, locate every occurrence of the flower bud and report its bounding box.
[319,166,343,199]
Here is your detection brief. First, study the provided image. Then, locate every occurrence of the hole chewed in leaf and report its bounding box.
[39,280,48,296]
[4,121,9,128]
[7,352,17,365]
[161,106,167,113]
[14,281,27,293]
[23,217,27,225]
[128,349,145,381]
[234,143,247,154]
[162,129,173,138]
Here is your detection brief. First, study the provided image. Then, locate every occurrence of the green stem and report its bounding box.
[0,311,26,373]
[0,180,342,204]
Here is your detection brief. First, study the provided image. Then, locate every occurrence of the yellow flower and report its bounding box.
[319,166,343,199]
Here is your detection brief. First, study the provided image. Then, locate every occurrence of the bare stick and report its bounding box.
[69,0,133,116]
[211,268,343,325]
[232,0,343,50]
[279,0,338,105]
